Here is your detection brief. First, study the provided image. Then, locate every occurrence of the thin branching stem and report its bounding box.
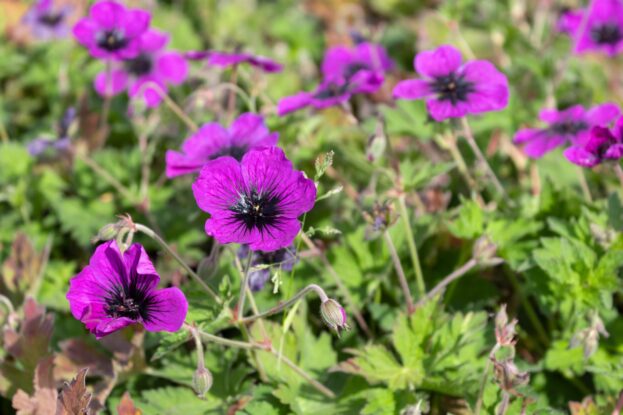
[240,284,328,324]
[236,250,254,320]
[396,195,426,297]
[383,230,415,314]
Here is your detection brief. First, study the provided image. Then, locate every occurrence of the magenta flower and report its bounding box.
[557,9,584,35]
[565,117,623,167]
[165,113,279,178]
[514,103,620,158]
[573,0,623,56]
[72,0,150,60]
[22,0,72,39]
[278,42,393,115]
[192,147,316,251]
[93,29,188,108]
[66,240,188,339]
[393,45,509,122]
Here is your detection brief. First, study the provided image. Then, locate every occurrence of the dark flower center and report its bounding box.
[103,278,153,321]
[431,73,475,105]
[550,120,588,136]
[212,145,249,161]
[343,62,370,79]
[96,29,128,52]
[590,24,623,45]
[229,188,282,233]
[38,12,63,27]
[314,83,349,100]
[125,54,153,76]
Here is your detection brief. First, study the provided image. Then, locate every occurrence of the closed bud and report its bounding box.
[473,235,497,264]
[192,366,213,398]
[494,304,517,346]
[320,299,350,337]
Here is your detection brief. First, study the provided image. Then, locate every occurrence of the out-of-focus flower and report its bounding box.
[570,313,609,359]
[22,0,72,39]
[393,45,509,121]
[73,0,150,60]
[192,147,316,251]
[93,29,188,107]
[573,0,623,56]
[564,116,623,167]
[166,113,278,178]
[278,42,392,115]
[237,244,297,291]
[66,240,188,339]
[27,107,75,158]
[557,9,585,35]
[494,304,518,347]
[320,298,350,336]
[514,103,620,158]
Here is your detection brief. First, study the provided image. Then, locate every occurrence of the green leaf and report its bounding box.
[447,198,484,239]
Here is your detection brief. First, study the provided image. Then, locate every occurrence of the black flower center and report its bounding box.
[103,277,153,321]
[343,62,370,79]
[229,188,282,233]
[550,120,588,136]
[212,145,248,161]
[591,24,623,45]
[38,12,63,27]
[431,73,475,105]
[96,29,128,52]
[125,54,153,76]
[314,83,349,100]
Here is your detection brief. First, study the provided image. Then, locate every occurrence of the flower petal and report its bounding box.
[229,113,278,147]
[426,98,469,121]
[415,45,462,78]
[155,52,189,85]
[119,9,150,38]
[461,60,509,114]
[72,19,97,47]
[139,29,169,53]
[142,287,188,332]
[564,146,601,167]
[277,92,313,116]
[94,69,128,97]
[90,0,125,30]
[393,79,432,99]
[192,156,243,215]
[585,102,621,126]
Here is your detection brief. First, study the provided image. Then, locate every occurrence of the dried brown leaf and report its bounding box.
[12,356,57,415]
[56,368,92,415]
[1,233,41,300]
[116,392,141,415]
[54,339,114,380]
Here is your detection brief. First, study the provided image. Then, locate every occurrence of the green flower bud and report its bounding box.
[320,299,350,337]
[192,366,213,398]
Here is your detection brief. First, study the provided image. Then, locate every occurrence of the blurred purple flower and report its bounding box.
[66,240,188,339]
[73,0,150,60]
[93,29,188,108]
[22,0,72,39]
[557,9,584,35]
[192,147,316,251]
[165,113,278,178]
[565,117,623,167]
[573,0,623,56]
[278,42,393,115]
[393,44,509,121]
[237,244,298,291]
[514,103,620,158]
[27,107,75,158]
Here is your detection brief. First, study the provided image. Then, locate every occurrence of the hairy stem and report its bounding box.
[141,81,199,132]
[240,284,328,324]
[236,250,254,320]
[397,195,426,297]
[383,230,415,314]
[135,223,222,304]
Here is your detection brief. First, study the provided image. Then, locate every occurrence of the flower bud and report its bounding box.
[494,304,517,346]
[192,366,213,398]
[472,235,497,264]
[320,299,350,336]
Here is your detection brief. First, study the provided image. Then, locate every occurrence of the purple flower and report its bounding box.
[192,147,316,251]
[66,240,188,339]
[237,244,298,291]
[573,0,623,56]
[564,116,623,167]
[165,113,279,178]
[514,103,620,158]
[28,107,75,158]
[93,29,188,108]
[206,51,283,73]
[277,42,393,115]
[73,0,150,60]
[22,0,72,39]
[393,45,509,122]
[557,9,584,35]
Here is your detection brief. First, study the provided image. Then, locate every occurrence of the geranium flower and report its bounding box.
[514,103,620,158]
[565,117,623,167]
[237,244,297,291]
[557,9,584,35]
[73,0,150,60]
[573,0,623,56]
[393,45,509,121]
[278,42,393,115]
[192,147,316,251]
[22,0,72,39]
[66,240,188,339]
[93,29,188,107]
[165,113,278,178]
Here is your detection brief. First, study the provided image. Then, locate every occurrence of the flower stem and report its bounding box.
[236,250,254,320]
[142,81,199,132]
[275,350,335,398]
[614,163,623,191]
[474,344,500,415]
[194,327,267,350]
[383,230,415,314]
[73,151,136,203]
[577,166,593,203]
[397,195,426,298]
[134,223,222,304]
[504,269,549,348]
[240,284,328,324]
[460,118,510,204]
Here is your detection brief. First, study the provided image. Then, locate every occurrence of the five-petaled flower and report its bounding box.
[278,42,393,115]
[22,0,72,40]
[93,29,188,107]
[514,103,620,158]
[192,147,316,251]
[565,116,623,167]
[393,44,509,121]
[569,0,623,56]
[73,0,150,60]
[66,240,188,339]
[166,113,279,178]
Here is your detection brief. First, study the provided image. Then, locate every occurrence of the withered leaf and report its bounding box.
[116,392,141,415]
[12,356,57,415]
[1,233,41,300]
[54,339,114,380]
[56,368,92,415]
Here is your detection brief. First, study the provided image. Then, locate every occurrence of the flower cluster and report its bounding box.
[565,116,623,167]
[23,0,73,40]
